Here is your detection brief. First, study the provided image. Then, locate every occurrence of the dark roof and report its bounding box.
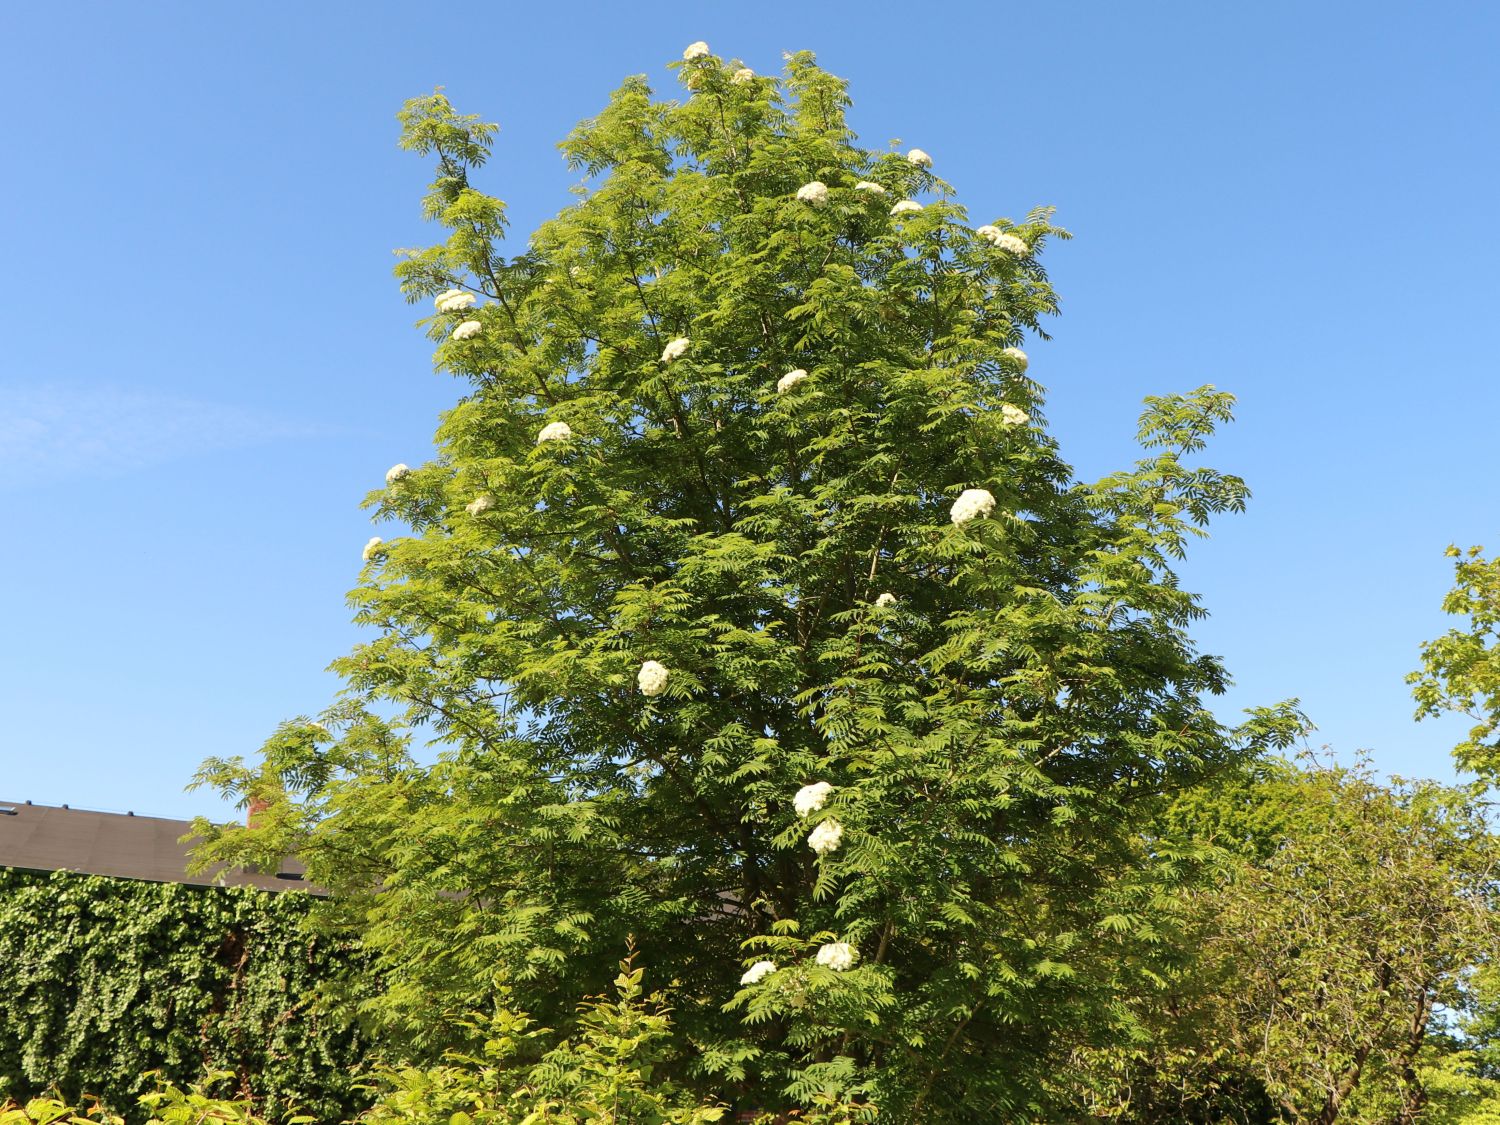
[0,801,315,893]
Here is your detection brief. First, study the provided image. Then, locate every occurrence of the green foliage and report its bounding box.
[1419,1047,1500,1125]
[192,45,1299,1120]
[135,1075,275,1125]
[0,869,367,1123]
[367,951,732,1124]
[1411,545,1500,782]
[2,1075,275,1125]
[0,1094,121,1125]
[1456,965,1500,1083]
[1,961,868,1125]
[1063,756,1500,1123]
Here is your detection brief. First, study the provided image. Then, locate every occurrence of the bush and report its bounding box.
[0,869,367,1122]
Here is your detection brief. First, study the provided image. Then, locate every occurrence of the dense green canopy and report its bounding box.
[193,46,1302,1120]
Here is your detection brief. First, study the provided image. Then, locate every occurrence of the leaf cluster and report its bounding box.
[0,870,367,1124]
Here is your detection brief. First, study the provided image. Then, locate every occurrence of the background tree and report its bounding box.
[193,44,1297,1121]
[1064,756,1500,1124]
[1412,545,1500,784]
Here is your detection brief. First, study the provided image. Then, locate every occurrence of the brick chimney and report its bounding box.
[247,796,271,829]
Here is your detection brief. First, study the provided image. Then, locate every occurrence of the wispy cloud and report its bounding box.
[0,382,321,488]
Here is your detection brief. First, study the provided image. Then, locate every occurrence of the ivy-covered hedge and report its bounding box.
[0,868,369,1122]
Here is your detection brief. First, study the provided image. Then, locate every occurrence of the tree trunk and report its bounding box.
[1390,987,1433,1125]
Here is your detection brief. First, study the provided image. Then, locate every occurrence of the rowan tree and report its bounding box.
[194,43,1298,1121]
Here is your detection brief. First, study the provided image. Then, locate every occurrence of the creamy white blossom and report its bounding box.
[795,181,829,205]
[660,336,691,363]
[854,181,887,195]
[1001,346,1029,370]
[906,148,933,167]
[465,494,496,516]
[638,660,670,697]
[362,536,384,562]
[816,942,858,971]
[536,421,573,443]
[740,960,777,985]
[435,289,476,313]
[807,819,844,856]
[874,592,897,608]
[890,200,923,216]
[682,41,710,59]
[385,463,411,485]
[793,781,833,817]
[950,488,997,525]
[777,369,809,394]
[975,226,1028,255]
[731,67,755,83]
[1001,404,1030,427]
[451,320,483,340]
[306,721,329,734]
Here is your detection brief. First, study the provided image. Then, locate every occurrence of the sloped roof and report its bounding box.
[0,800,315,893]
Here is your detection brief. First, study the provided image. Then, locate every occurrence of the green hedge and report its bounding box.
[0,868,368,1122]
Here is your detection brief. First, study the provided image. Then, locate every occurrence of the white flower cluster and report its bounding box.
[385,463,411,485]
[465,494,495,516]
[451,320,483,340]
[683,41,710,60]
[777,369,809,394]
[661,336,691,363]
[794,783,841,854]
[434,289,475,313]
[854,181,887,195]
[638,660,670,697]
[950,488,997,525]
[975,225,1029,255]
[1001,346,1028,370]
[1001,404,1030,427]
[740,960,776,985]
[816,942,857,971]
[793,781,833,817]
[731,67,755,84]
[537,421,573,443]
[874,592,897,608]
[808,819,844,856]
[362,536,384,562]
[907,148,933,167]
[795,181,829,205]
[890,200,923,216]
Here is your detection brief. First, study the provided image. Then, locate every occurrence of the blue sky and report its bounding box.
[1,2,1496,820]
